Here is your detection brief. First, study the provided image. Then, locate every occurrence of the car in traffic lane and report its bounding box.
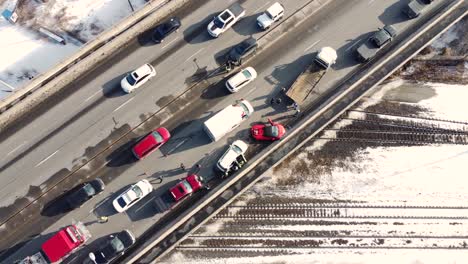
[65,178,105,209]
[88,230,136,264]
[152,17,181,43]
[120,63,156,93]
[226,37,258,66]
[257,2,284,30]
[132,127,171,160]
[169,174,204,202]
[251,119,286,141]
[112,180,153,213]
[225,67,257,93]
[216,140,248,176]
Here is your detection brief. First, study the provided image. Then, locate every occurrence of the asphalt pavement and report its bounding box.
[0,0,452,262]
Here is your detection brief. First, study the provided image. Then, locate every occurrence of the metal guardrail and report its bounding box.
[120,1,467,263]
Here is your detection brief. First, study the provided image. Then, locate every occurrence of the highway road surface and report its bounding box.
[0,0,453,262]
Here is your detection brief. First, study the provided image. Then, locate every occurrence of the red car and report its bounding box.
[170,174,203,202]
[132,127,171,159]
[251,119,286,141]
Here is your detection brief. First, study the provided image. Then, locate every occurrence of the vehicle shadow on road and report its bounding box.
[0,231,56,263]
[137,27,156,47]
[232,13,262,37]
[378,0,410,25]
[160,121,211,155]
[335,32,373,70]
[102,73,128,98]
[41,191,74,217]
[183,12,218,44]
[105,139,138,168]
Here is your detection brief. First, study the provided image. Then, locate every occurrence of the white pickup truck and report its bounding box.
[207,2,246,38]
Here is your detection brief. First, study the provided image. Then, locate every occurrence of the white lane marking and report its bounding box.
[244,86,257,98]
[36,150,59,167]
[304,39,321,52]
[345,40,362,52]
[253,1,271,13]
[368,0,376,4]
[161,37,179,49]
[113,98,134,112]
[185,48,205,62]
[7,142,26,156]
[85,90,102,102]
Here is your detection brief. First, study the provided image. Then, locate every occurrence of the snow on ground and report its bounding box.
[0,0,146,98]
[164,250,468,264]
[160,80,468,263]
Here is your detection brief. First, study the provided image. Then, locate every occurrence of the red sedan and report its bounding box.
[251,119,286,141]
[132,127,171,159]
[170,174,203,202]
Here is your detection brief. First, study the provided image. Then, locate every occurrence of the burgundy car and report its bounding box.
[170,174,203,202]
[251,119,286,141]
[132,127,171,159]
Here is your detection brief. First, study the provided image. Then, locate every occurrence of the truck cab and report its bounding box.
[314,47,337,69]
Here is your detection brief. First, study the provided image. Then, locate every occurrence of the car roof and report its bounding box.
[219,141,248,169]
[242,37,257,47]
[134,64,153,77]
[266,2,284,15]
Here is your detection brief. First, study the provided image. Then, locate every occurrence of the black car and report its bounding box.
[65,178,105,209]
[226,37,258,66]
[89,230,136,264]
[152,17,181,43]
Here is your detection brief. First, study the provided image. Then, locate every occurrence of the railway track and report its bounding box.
[213,204,468,220]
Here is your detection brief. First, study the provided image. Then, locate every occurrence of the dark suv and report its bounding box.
[65,178,105,209]
[88,230,136,264]
[226,37,258,66]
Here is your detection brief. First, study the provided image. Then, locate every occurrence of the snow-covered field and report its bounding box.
[0,0,146,98]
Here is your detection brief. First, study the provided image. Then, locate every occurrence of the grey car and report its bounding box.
[226,37,258,66]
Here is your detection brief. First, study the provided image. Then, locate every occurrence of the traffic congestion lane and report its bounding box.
[1,0,427,261]
[0,0,314,208]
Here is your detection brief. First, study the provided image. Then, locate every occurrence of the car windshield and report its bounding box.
[264,126,279,137]
[239,102,251,115]
[83,184,96,196]
[265,10,274,19]
[131,185,143,197]
[241,70,252,79]
[151,131,164,143]
[182,180,193,193]
[235,44,247,54]
[126,74,137,85]
[110,237,125,252]
[232,145,243,154]
[213,17,224,28]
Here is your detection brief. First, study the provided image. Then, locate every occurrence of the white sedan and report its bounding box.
[113,180,153,213]
[225,67,257,93]
[120,63,156,93]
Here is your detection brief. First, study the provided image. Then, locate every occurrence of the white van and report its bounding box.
[203,99,254,142]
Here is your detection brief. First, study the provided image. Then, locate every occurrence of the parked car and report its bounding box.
[88,230,136,264]
[152,17,181,43]
[251,119,286,141]
[225,67,257,93]
[256,2,284,30]
[132,127,171,160]
[112,180,153,213]
[65,178,105,209]
[216,140,248,175]
[226,37,258,66]
[402,0,427,19]
[120,63,156,93]
[169,174,204,202]
[355,25,397,62]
